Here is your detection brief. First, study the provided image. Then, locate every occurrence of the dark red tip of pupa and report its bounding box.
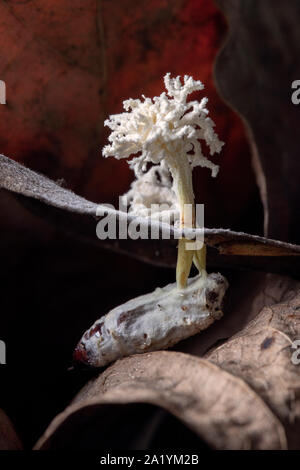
[73,341,89,366]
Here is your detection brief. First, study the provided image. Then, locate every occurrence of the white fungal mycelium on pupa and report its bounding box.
[121,163,180,225]
[74,273,228,368]
[74,74,228,368]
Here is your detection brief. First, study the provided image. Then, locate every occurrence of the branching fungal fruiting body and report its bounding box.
[74,74,228,368]
[103,73,224,288]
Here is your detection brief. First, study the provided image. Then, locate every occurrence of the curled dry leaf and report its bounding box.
[206,290,300,449]
[34,351,286,450]
[0,410,22,450]
[0,154,300,274]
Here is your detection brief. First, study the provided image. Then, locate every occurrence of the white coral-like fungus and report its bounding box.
[103,73,223,177]
[103,73,224,289]
[73,74,228,368]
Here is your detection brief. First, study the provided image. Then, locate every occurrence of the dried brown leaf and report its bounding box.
[206,290,300,449]
[1,154,300,274]
[34,351,286,450]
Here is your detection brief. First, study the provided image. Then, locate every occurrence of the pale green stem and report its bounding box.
[167,155,206,289]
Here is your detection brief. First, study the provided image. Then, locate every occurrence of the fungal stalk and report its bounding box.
[103,73,224,289]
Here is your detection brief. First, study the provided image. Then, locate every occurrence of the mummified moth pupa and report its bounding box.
[74,73,228,368]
